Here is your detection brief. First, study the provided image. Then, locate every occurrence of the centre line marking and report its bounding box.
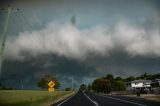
[83,91,99,106]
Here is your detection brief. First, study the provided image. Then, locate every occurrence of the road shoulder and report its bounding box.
[125,94,160,102]
[51,91,76,106]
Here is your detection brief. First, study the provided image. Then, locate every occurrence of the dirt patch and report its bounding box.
[142,96,160,102]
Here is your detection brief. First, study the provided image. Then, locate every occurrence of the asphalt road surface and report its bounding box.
[52,91,160,106]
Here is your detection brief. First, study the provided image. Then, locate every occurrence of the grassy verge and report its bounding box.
[125,94,160,102]
[0,90,73,106]
[143,95,160,102]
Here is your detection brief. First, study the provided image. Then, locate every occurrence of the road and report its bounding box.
[52,91,160,106]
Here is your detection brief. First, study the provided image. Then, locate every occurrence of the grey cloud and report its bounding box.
[4,21,160,61]
[5,22,114,60]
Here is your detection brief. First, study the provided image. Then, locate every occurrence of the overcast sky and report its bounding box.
[0,0,160,89]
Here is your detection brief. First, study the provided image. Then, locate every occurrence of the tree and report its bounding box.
[79,84,87,91]
[114,76,123,82]
[99,79,111,94]
[104,74,114,82]
[140,73,148,80]
[125,76,135,82]
[92,78,101,92]
[112,81,125,91]
[153,73,160,79]
[65,87,71,91]
[87,84,92,91]
[37,75,60,89]
[92,78,111,94]
[103,74,115,91]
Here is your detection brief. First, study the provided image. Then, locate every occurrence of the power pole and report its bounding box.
[0,5,12,75]
[71,76,73,91]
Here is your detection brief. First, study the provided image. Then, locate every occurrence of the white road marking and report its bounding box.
[83,91,99,106]
[93,93,147,106]
[57,93,75,106]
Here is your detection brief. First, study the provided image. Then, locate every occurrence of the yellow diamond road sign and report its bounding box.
[48,81,55,88]
[48,87,54,92]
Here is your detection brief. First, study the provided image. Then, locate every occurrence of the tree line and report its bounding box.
[79,73,160,94]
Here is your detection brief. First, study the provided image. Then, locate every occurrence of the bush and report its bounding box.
[65,88,71,91]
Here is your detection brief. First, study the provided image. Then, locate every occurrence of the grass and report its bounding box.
[0,90,73,106]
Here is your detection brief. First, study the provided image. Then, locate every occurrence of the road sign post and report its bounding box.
[48,81,55,105]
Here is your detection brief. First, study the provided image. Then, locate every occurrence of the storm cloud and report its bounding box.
[5,21,160,60]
